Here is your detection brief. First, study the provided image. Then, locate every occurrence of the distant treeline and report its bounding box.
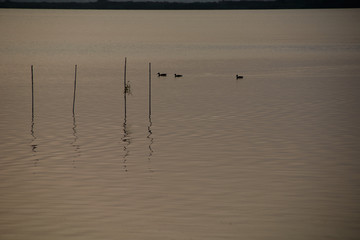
[1,0,360,10]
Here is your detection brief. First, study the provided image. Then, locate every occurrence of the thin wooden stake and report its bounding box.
[31,65,34,119]
[124,57,127,119]
[124,57,127,92]
[149,62,151,117]
[72,64,77,115]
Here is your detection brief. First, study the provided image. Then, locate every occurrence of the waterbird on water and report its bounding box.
[157,72,167,77]
[236,74,244,79]
[174,74,183,78]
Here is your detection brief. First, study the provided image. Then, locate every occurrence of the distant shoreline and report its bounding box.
[1,0,360,10]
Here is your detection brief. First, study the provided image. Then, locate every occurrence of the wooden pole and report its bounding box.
[73,64,77,115]
[124,57,127,92]
[124,57,127,119]
[149,62,151,117]
[31,65,34,119]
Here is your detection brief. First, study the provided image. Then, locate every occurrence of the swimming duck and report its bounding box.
[157,72,167,77]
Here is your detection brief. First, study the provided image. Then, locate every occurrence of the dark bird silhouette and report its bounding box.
[174,74,183,78]
[157,72,167,77]
[236,74,244,79]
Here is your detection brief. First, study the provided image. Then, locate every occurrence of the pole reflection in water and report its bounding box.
[122,117,131,172]
[30,113,37,152]
[147,117,154,172]
[72,114,80,168]
[30,116,39,170]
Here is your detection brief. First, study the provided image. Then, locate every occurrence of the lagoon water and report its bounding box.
[1,9,360,240]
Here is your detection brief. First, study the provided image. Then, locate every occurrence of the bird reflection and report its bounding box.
[122,117,131,172]
[147,117,154,172]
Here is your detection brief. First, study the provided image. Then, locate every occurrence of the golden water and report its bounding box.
[1,9,360,240]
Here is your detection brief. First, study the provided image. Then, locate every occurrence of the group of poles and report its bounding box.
[30,58,153,120]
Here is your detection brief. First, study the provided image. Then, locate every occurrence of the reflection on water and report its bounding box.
[147,117,154,172]
[122,117,130,172]
[72,114,80,168]
[30,119,37,152]
[30,116,39,171]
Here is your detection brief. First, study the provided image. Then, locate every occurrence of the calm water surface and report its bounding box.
[1,9,360,240]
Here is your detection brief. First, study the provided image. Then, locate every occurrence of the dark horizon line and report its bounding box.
[1,0,360,10]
